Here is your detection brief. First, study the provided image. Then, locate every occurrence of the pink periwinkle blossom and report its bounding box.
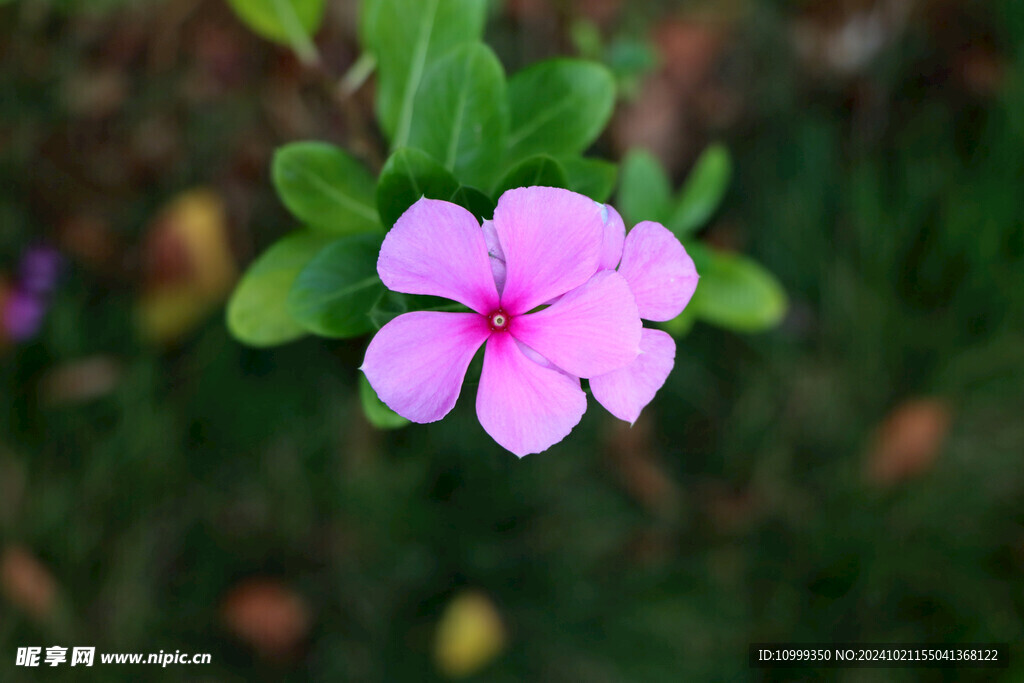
[485,204,699,426]
[362,186,643,457]
[587,205,699,424]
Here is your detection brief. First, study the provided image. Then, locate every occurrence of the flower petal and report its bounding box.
[617,221,699,321]
[492,187,604,315]
[378,198,499,314]
[599,203,625,271]
[476,331,586,457]
[361,311,490,423]
[481,219,507,295]
[511,270,642,378]
[590,328,676,424]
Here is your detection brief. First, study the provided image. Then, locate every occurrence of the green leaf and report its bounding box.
[668,144,732,237]
[407,43,508,188]
[617,148,671,226]
[560,157,618,202]
[368,290,409,329]
[606,37,659,80]
[286,233,385,338]
[448,186,495,222]
[494,155,568,197]
[272,142,380,234]
[359,375,409,429]
[225,0,324,62]
[368,292,468,329]
[361,0,487,146]
[226,231,336,347]
[505,59,615,166]
[376,147,460,228]
[689,247,787,333]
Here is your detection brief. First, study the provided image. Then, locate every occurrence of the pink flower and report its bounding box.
[361,187,643,457]
[488,205,698,424]
[588,206,699,424]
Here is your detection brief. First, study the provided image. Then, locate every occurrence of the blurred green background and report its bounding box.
[3,0,1024,680]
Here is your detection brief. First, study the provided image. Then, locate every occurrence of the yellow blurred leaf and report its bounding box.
[434,590,507,678]
[137,189,238,344]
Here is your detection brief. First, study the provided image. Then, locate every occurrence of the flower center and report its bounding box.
[488,309,510,332]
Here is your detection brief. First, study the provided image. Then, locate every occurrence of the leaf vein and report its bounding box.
[288,163,378,223]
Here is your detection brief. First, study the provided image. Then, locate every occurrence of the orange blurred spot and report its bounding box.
[865,398,952,485]
[1,545,57,622]
[221,578,311,660]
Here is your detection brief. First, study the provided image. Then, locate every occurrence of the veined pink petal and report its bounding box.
[599,204,625,271]
[617,221,698,321]
[510,270,641,378]
[378,198,499,314]
[476,332,586,457]
[361,312,490,423]
[492,187,604,315]
[590,328,676,424]
[481,219,507,295]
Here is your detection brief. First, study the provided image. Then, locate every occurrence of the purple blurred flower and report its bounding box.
[19,245,62,295]
[3,289,46,341]
[1,244,62,342]
[361,187,643,457]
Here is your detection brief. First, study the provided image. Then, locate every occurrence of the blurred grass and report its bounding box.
[3,0,1024,680]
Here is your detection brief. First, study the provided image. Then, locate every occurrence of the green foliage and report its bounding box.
[618,145,783,335]
[618,145,731,236]
[407,43,508,188]
[604,37,659,98]
[368,292,470,330]
[376,147,460,228]
[668,144,732,237]
[448,185,495,222]
[227,0,783,351]
[272,142,380,235]
[226,231,337,346]
[368,289,410,329]
[361,0,488,146]
[286,233,385,338]
[494,155,568,197]
[568,18,659,99]
[359,375,409,429]
[505,59,616,166]
[560,156,618,202]
[618,149,672,226]
[230,6,640,350]
[687,245,787,332]
[225,0,324,61]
